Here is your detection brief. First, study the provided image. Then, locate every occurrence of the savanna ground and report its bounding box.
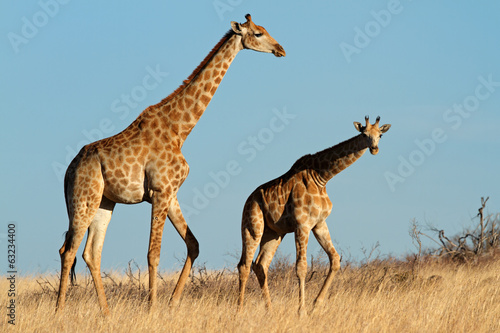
[3,253,499,332]
[2,199,499,332]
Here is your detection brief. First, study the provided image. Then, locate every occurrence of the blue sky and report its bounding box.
[1,1,499,275]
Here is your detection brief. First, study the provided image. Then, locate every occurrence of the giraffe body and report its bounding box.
[56,14,285,315]
[237,117,391,315]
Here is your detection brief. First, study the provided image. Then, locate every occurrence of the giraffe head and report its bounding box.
[353,116,391,155]
[231,14,286,57]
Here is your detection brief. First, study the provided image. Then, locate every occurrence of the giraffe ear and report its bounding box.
[353,122,363,132]
[379,124,391,133]
[231,21,243,34]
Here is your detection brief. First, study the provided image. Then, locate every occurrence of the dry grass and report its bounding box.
[2,255,499,332]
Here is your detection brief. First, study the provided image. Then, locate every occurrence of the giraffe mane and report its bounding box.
[153,29,235,108]
[312,135,362,157]
[290,154,312,171]
[289,134,364,171]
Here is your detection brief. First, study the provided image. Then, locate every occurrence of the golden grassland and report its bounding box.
[1,254,499,332]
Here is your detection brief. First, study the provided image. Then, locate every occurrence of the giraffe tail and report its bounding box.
[61,231,78,286]
[70,256,77,286]
[63,151,80,285]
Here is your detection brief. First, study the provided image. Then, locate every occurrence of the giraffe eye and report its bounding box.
[254,33,263,37]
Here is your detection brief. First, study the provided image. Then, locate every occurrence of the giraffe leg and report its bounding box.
[237,200,264,311]
[311,220,340,310]
[56,198,102,313]
[147,191,172,311]
[295,225,310,317]
[167,198,199,307]
[253,228,283,309]
[82,197,116,316]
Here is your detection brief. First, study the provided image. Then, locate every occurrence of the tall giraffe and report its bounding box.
[56,14,285,315]
[237,116,391,315]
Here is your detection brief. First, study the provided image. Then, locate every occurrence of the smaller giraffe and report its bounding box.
[237,116,391,315]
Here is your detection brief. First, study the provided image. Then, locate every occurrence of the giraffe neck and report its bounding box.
[138,30,243,147]
[308,134,368,186]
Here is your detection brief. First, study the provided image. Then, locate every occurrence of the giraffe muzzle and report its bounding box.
[369,146,379,155]
[273,44,286,57]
